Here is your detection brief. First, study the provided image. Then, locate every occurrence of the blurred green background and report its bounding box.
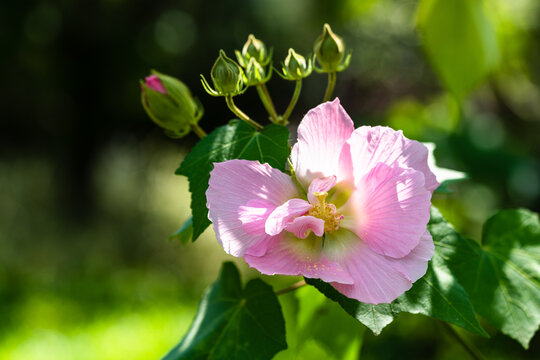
[1,0,539,359]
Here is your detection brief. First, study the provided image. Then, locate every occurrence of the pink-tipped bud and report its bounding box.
[141,71,203,138]
[144,75,167,94]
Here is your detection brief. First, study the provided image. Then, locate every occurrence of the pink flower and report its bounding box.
[206,99,438,304]
[144,75,167,94]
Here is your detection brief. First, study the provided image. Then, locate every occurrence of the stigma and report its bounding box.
[308,191,344,233]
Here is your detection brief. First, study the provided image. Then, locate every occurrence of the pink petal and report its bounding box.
[238,199,276,257]
[145,75,167,94]
[307,176,337,204]
[284,215,325,238]
[207,160,299,257]
[341,163,431,258]
[387,230,434,282]
[265,199,312,236]
[291,98,355,188]
[244,233,354,284]
[330,230,423,304]
[347,126,439,193]
[238,199,274,234]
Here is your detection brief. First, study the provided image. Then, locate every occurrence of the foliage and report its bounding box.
[163,262,287,360]
[434,208,540,348]
[417,0,500,98]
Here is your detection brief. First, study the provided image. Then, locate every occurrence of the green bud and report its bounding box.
[245,58,272,86]
[141,71,203,139]
[281,48,312,80]
[313,24,350,73]
[201,50,245,96]
[235,34,272,67]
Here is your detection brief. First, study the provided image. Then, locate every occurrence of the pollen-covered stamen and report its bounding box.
[308,191,344,233]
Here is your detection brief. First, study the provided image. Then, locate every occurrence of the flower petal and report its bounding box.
[265,199,312,236]
[307,176,337,204]
[387,230,434,282]
[244,233,354,284]
[347,126,439,193]
[291,98,355,187]
[284,215,325,238]
[341,162,431,258]
[329,230,420,304]
[238,199,276,256]
[207,159,299,257]
[238,199,274,234]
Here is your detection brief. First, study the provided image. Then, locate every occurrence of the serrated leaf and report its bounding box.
[162,262,287,360]
[176,120,290,241]
[306,207,487,337]
[169,217,193,244]
[417,0,499,98]
[432,208,540,348]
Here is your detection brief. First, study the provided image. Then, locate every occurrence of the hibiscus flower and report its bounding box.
[206,99,438,304]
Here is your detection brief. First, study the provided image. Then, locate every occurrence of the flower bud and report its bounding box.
[145,75,167,93]
[245,58,271,86]
[141,71,203,138]
[281,48,312,80]
[313,24,350,73]
[201,50,246,96]
[235,34,272,67]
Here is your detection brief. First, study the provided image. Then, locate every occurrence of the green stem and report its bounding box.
[256,84,279,122]
[275,280,306,296]
[190,124,207,139]
[440,322,485,360]
[281,80,302,125]
[323,71,336,102]
[225,95,263,130]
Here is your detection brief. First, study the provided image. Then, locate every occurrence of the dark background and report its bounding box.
[1,0,539,358]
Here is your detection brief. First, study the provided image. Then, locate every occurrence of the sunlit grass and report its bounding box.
[0,297,196,360]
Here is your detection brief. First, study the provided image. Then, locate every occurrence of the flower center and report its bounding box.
[308,191,344,233]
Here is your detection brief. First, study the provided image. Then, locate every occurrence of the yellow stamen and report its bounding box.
[308,191,343,233]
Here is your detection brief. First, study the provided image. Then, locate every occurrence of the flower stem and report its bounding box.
[439,321,486,360]
[275,280,306,296]
[281,80,302,125]
[190,124,207,139]
[323,71,336,102]
[225,95,263,130]
[256,84,279,123]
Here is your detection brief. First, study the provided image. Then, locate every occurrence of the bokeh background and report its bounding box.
[1,0,539,359]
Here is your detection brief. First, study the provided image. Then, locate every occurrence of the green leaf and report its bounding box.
[432,208,540,348]
[275,285,364,360]
[296,286,364,359]
[176,120,290,241]
[163,262,287,360]
[417,0,499,98]
[169,217,193,244]
[304,278,399,336]
[306,207,487,337]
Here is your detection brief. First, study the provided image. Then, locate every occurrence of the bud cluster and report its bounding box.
[235,34,273,87]
[140,23,351,137]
